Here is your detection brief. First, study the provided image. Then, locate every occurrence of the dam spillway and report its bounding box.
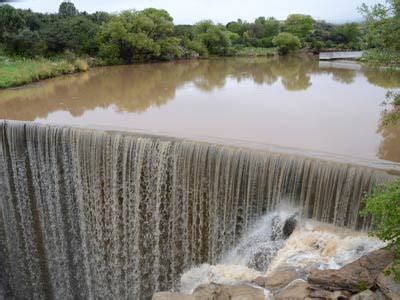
[0,120,396,299]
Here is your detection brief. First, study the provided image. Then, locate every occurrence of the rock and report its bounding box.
[374,288,390,300]
[270,214,298,241]
[309,285,352,299]
[350,289,377,300]
[308,249,395,292]
[152,292,194,300]
[252,269,304,292]
[273,280,311,300]
[249,246,280,272]
[282,215,297,239]
[376,264,400,300]
[192,282,267,300]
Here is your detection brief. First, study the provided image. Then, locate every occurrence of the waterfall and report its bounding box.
[0,120,395,299]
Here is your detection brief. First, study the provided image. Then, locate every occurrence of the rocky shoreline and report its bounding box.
[153,247,399,299]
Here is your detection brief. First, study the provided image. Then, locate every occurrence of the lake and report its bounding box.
[1,56,399,162]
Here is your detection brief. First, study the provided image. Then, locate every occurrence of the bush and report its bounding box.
[73,58,89,71]
[361,179,400,281]
[272,32,301,55]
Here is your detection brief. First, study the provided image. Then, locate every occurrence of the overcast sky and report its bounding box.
[10,0,381,24]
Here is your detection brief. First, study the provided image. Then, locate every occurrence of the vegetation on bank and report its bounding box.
[362,179,400,281]
[0,0,398,88]
[0,55,90,88]
[361,49,400,67]
[234,47,277,57]
[0,2,371,63]
[359,0,400,66]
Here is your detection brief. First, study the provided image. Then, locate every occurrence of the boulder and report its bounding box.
[192,282,267,300]
[308,249,395,292]
[252,269,304,292]
[376,264,400,300]
[270,214,298,241]
[152,292,194,300]
[282,215,298,239]
[273,280,311,300]
[350,290,377,300]
[249,246,279,272]
[309,285,352,299]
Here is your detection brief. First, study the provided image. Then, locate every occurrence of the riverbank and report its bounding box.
[0,56,91,89]
[0,48,280,89]
[361,49,400,68]
[1,48,397,90]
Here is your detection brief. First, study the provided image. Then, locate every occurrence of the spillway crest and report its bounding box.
[0,121,392,299]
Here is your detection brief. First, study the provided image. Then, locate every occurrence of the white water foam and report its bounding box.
[179,210,385,294]
[268,221,385,273]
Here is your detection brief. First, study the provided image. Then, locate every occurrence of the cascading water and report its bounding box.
[0,120,396,299]
[179,210,386,294]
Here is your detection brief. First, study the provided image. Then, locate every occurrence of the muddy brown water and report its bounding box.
[1,56,399,162]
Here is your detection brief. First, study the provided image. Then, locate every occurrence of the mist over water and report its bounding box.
[0,121,395,299]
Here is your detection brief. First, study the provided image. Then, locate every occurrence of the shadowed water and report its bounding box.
[0,121,396,299]
[1,57,400,162]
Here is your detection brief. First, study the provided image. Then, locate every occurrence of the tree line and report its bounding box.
[0,1,398,63]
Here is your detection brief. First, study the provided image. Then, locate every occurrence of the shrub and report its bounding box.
[361,179,400,281]
[272,32,301,55]
[73,58,89,72]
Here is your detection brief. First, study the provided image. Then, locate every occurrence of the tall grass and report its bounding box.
[0,56,90,88]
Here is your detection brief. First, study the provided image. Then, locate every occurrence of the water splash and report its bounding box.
[179,211,385,294]
[268,221,386,273]
[0,121,394,299]
[180,210,298,292]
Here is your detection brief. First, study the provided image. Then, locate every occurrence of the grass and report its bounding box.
[235,47,278,57]
[0,56,90,88]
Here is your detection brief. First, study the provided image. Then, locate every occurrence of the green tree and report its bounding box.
[87,11,112,25]
[226,19,249,36]
[41,16,99,54]
[97,9,180,63]
[306,20,335,49]
[263,17,280,38]
[272,32,301,55]
[97,11,159,63]
[333,23,361,48]
[134,8,174,40]
[359,0,400,50]
[58,1,78,17]
[0,5,25,42]
[284,14,314,39]
[194,20,237,55]
[181,38,208,57]
[174,25,194,39]
[3,28,46,56]
[159,37,183,60]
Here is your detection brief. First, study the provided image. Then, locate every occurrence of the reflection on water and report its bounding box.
[0,56,399,162]
[379,125,400,163]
